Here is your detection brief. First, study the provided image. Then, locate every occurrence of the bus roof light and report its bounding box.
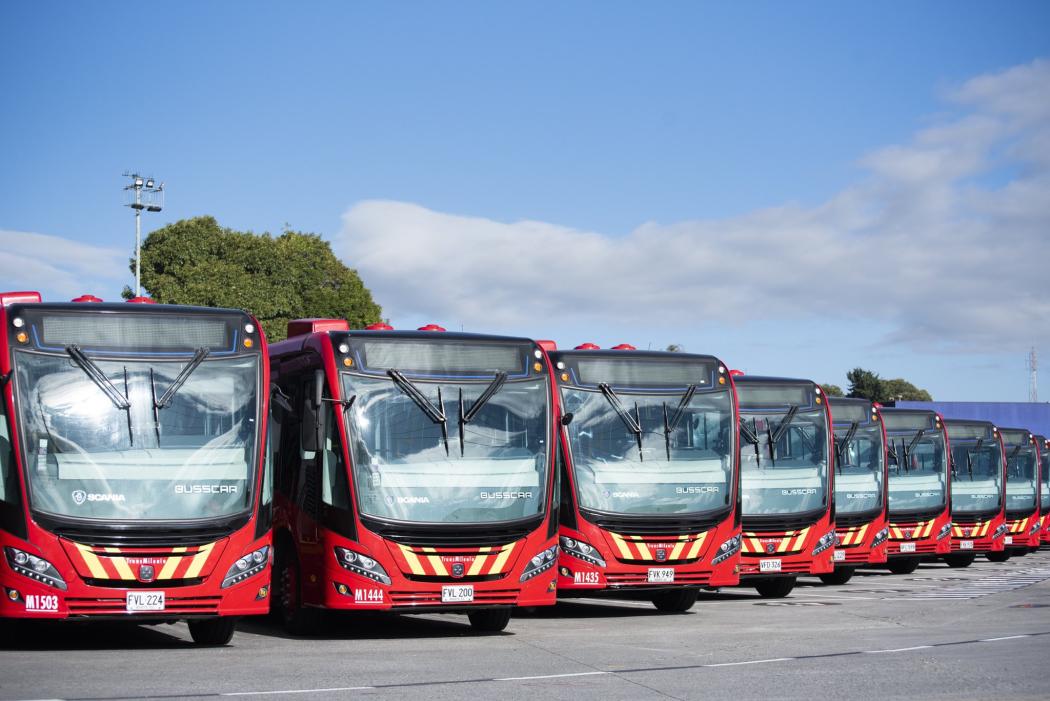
[287,318,351,337]
[417,324,446,332]
[574,343,600,350]
[71,294,103,303]
[0,291,42,306]
[126,296,156,304]
[365,322,394,331]
[729,369,745,377]
[611,343,637,351]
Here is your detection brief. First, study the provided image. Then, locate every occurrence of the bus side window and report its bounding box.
[0,397,15,504]
[321,404,351,510]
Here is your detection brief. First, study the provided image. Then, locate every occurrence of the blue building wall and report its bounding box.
[895,401,1050,438]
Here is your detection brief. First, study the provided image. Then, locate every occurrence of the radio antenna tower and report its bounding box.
[1027,347,1038,402]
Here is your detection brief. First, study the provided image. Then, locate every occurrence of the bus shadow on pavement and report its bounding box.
[237,611,515,640]
[0,620,195,651]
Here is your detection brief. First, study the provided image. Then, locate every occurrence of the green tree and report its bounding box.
[126,216,381,341]
[882,378,933,402]
[846,368,886,402]
[821,384,844,397]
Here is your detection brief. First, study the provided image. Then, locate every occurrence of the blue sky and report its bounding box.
[2,2,1049,401]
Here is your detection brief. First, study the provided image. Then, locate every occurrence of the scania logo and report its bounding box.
[966,528,974,537]
[137,564,156,582]
[72,490,87,505]
[655,548,667,562]
[765,543,776,554]
[904,530,913,539]
[450,563,465,578]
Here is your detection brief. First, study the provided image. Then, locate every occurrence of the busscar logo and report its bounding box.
[480,492,532,500]
[782,488,817,496]
[676,486,720,495]
[72,490,125,504]
[175,484,238,495]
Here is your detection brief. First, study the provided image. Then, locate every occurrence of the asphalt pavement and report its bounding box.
[2,550,1049,701]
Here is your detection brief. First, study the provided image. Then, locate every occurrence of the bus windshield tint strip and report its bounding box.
[574,359,712,387]
[359,341,526,374]
[40,315,230,351]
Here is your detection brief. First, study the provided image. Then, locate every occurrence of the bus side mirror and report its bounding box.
[561,413,574,426]
[313,369,324,410]
[301,372,327,454]
[271,384,293,415]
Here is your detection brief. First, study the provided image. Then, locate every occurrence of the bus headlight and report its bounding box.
[4,547,66,591]
[936,522,952,540]
[1030,521,1041,534]
[222,546,269,588]
[711,535,741,565]
[812,531,836,556]
[993,524,1009,540]
[560,536,606,568]
[334,547,391,585]
[520,544,558,582]
[871,528,889,548]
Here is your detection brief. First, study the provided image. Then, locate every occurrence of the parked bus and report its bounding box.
[735,376,835,597]
[268,321,558,633]
[999,428,1042,555]
[549,343,741,612]
[944,418,1007,565]
[822,397,888,585]
[880,409,952,573]
[0,291,271,645]
[1037,435,1050,547]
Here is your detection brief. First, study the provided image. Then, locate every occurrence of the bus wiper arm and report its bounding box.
[771,405,799,444]
[739,419,762,468]
[66,345,130,410]
[388,370,449,455]
[155,347,210,409]
[598,383,644,461]
[835,422,859,473]
[907,428,926,453]
[662,384,697,460]
[458,372,508,456]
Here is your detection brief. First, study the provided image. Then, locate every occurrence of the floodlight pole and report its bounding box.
[123,172,163,297]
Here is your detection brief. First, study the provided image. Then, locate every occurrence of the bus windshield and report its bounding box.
[949,440,1003,514]
[560,386,734,516]
[15,350,260,521]
[739,408,829,516]
[886,430,947,514]
[1005,445,1038,512]
[834,424,884,515]
[343,373,550,524]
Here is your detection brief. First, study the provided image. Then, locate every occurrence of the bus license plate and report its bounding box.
[899,542,916,553]
[759,559,781,573]
[1004,536,1013,545]
[126,592,165,612]
[441,585,474,603]
[960,540,974,550]
[647,568,674,583]
[833,550,846,562]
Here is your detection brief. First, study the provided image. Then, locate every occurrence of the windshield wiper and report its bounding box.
[66,345,131,410]
[835,422,859,473]
[457,371,507,456]
[155,347,210,409]
[599,383,643,461]
[388,370,449,455]
[739,418,762,468]
[662,384,697,460]
[965,438,983,480]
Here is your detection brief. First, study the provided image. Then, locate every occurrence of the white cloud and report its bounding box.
[0,229,127,300]
[338,60,1050,354]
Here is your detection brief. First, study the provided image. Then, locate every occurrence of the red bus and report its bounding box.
[735,376,835,598]
[880,409,952,573]
[823,397,888,585]
[999,428,1042,555]
[1037,435,1050,547]
[0,291,271,645]
[548,343,741,612]
[944,419,1007,565]
[268,321,558,633]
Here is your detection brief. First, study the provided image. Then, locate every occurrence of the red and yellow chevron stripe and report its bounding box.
[60,539,226,582]
[888,520,934,540]
[837,523,870,547]
[606,532,708,561]
[1008,517,1030,535]
[394,542,519,577]
[740,527,811,555]
[952,521,990,538]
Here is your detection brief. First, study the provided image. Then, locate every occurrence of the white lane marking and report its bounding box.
[705,657,792,667]
[222,687,375,696]
[864,645,932,653]
[980,635,1030,642]
[496,671,609,681]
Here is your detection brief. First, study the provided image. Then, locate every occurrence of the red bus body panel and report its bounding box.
[1001,430,1042,551]
[947,422,1006,556]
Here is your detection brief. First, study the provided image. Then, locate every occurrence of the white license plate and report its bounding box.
[960,540,974,550]
[759,559,782,573]
[833,550,846,562]
[126,591,165,612]
[1004,536,1013,545]
[647,567,674,583]
[899,542,916,553]
[441,585,474,603]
